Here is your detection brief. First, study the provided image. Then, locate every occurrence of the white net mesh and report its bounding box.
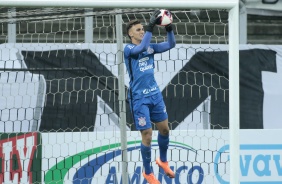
[0,7,231,183]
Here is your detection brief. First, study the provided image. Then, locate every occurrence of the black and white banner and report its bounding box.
[0,43,281,132]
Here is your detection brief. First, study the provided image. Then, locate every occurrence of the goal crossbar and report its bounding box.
[1,0,238,9]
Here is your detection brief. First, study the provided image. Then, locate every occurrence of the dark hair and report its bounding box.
[126,19,141,40]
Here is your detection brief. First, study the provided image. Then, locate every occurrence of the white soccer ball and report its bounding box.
[157,9,173,26]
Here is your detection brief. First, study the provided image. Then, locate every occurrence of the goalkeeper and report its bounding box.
[124,10,176,184]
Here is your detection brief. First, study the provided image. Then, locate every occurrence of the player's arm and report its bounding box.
[154,25,176,53]
[129,10,161,56]
[129,32,152,55]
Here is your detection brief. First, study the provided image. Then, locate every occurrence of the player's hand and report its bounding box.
[165,24,173,32]
[147,10,161,32]
[149,10,161,25]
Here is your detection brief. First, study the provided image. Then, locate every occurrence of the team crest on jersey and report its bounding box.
[147,46,154,54]
[138,117,146,126]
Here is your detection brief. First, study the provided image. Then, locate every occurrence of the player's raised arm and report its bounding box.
[159,24,176,51]
[154,10,176,53]
[125,11,162,56]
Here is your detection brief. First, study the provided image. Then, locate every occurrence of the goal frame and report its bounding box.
[0,0,240,184]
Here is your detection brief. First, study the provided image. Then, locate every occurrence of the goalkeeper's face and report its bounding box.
[129,24,145,44]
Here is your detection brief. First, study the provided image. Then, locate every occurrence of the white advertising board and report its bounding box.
[39,129,282,184]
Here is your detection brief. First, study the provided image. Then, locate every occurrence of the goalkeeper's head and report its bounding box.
[126,19,141,40]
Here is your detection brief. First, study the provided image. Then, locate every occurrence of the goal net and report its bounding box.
[0,2,239,184]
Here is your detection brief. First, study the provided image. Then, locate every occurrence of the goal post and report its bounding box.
[0,0,239,183]
[228,3,240,184]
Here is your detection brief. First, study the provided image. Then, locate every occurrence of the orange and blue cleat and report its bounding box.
[156,157,175,178]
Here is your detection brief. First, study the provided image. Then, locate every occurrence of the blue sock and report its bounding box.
[141,143,152,175]
[158,133,169,162]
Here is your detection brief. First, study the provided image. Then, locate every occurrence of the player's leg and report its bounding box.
[150,93,170,163]
[150,93,175,178]
[140,127,153,174]
[154,119,175,178]
[140,128,160,183]
[130,97,160,183]
[154,119,169,162]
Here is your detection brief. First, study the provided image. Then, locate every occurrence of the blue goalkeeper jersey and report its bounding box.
[124,31,175,100]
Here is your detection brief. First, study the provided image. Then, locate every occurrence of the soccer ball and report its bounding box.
[156,9,173,26]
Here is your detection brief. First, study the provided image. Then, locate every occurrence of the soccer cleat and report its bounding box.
[156,157,175,178]
[142,172,160,184]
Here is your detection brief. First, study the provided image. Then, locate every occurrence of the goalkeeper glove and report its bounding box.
[147,10,161,32]
[165,24,173,32]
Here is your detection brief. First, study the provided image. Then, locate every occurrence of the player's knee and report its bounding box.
[141,129,153,143]
[160,128,169,136]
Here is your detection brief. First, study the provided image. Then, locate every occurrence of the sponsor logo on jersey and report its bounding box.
[140,64,153,72]
[143,86,157,94]
[139,57,153,72]
[139,60,147,67]
[139,57,149,63]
